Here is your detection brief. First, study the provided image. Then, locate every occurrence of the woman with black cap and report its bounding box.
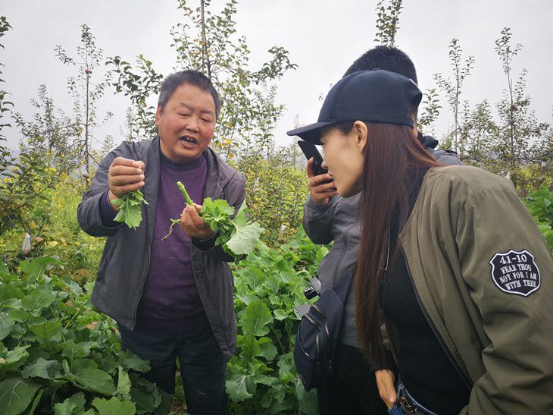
[287,69,553,414]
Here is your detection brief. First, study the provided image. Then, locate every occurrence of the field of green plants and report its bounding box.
[0,177,321,414]
[1,0,553,413]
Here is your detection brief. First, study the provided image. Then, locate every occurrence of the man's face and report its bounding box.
[155,84,216,163]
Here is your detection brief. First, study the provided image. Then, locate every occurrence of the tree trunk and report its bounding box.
[200,0,211,78]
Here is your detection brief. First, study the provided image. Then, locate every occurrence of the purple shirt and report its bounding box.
[100,151,209,334]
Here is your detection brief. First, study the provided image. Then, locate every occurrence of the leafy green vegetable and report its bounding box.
[0,313,14,341]
[63,358,116,395]
[222,204,263,257]
[0,377,42,415]
[21,358,62,380]
[115,367,132,401]
[112,190,148,230]
[163,182,263,259]
[0,229,325,413]
[241,300,272,337]
[201,197,235,232]
[224,230,324,414]
[53,392,87,415]
[0,255,168,413]
[92,397,136,415]
[29,320,63,342]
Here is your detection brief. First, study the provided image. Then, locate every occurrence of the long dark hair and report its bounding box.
[354,122,441,367]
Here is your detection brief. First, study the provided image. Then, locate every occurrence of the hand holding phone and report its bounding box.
[298,140,328,176]
[298,140,337,206]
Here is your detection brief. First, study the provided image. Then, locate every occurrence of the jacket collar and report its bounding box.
[203,147,229,201]
[142,137,162,243]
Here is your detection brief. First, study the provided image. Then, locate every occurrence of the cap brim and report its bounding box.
[286,121,334,145]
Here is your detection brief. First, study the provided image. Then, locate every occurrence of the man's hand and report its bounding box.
[108,157,145,210]
[306,158,337,207]
[375,369,397,410]
[181,203,216,241]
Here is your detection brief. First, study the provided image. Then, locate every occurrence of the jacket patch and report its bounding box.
[489,250,540,297]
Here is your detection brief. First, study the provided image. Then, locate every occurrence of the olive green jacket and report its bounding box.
[397,165,553,414]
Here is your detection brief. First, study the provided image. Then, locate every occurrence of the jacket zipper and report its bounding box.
[130,145,152,330]
[401,246,473,390]
[131,239,151,330]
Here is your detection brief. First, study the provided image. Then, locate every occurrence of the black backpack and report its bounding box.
[294,270,353,391]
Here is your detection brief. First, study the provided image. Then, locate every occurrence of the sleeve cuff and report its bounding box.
[99,189,120,228]
[192,232,219,252]
[305,194,332,213]
[370,351,398,373]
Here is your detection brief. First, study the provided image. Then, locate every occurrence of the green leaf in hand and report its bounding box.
[215,202,263,257]
[165,182,263,259]
[201,197,235,232]
[112,190,148,230]
[225,222,263,256]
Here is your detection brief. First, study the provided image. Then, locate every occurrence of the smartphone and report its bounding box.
[297,140,329,177]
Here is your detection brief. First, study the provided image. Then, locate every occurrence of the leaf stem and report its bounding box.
[162,219,181,241]
[270,326,285,354]
[63,299,89,330]
[177,181,194,206]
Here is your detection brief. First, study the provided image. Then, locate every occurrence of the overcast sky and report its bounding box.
[2,0,552,151]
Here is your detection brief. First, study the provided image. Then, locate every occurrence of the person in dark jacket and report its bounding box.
[78,70,245,415]
[301,47,461,415]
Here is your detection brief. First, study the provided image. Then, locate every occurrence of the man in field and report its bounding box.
[78,70,244,414]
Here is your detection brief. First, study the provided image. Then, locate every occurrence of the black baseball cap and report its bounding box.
[287,69,422,145]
